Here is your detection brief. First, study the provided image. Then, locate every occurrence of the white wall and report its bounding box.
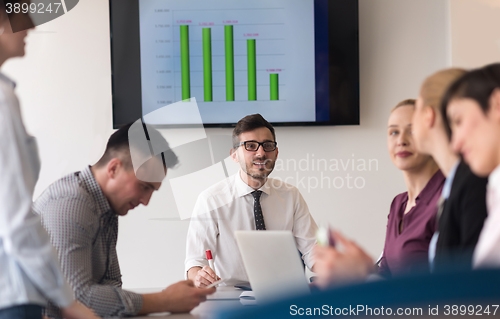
[450,0,500,67]
[3,0,451,289]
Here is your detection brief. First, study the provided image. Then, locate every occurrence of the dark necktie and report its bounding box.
[251,190,266,230]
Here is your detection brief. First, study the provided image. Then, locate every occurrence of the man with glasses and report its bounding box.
[185,114,318,287]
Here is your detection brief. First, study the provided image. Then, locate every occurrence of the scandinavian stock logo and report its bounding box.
[129,98,234,220]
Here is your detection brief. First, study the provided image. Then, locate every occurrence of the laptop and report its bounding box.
[235,231,311,304]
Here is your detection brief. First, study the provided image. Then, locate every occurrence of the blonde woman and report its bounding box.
[315,100,444,284]
[412,68,488,272]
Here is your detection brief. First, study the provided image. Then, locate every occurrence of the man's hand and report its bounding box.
[60,301,101,319]
[188,266,220,288]
[314,231,374,288]
[160,280,216,313]
[140,280,216,315]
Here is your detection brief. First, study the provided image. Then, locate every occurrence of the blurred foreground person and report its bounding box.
[412,68,487,272]
[444,63,500,268]
[0,2,99,318]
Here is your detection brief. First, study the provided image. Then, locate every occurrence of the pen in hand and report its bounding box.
[205,250,219,281]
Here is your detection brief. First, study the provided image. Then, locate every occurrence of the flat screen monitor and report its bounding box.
[109,0,359,128]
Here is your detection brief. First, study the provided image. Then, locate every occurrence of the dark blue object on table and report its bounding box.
[216,269,500,318]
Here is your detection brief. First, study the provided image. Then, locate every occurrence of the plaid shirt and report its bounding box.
[33,166,143,318]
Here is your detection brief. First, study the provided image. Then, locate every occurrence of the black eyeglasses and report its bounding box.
[235,141,277,152]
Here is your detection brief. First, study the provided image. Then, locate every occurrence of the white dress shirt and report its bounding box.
[0,73,74,310]
[473,164,500,268]
[185,172,318,284]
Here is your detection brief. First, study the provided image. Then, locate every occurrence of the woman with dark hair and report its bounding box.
[444,63,500,268]
[0,2,99,318]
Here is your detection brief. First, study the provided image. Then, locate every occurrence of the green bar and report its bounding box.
[202,28,213,102]
[180,25,190,101]
[270,73,279,100]
[224,25,235,101]
[247,39,256,101]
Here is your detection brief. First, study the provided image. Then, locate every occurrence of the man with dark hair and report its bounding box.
[34,122,214,318]
[185,114,318,287]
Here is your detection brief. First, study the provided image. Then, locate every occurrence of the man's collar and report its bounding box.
[235,171,271,198]
[79,166,113,215]
[0,73,16,88]
[489,164,500,191]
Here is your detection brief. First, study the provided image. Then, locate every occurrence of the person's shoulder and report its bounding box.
[390,192,407,206]
[198,175,236,200]
[449,163,488,215]
[0,84,10,102]
[454,162,489,189]
[267,178,301,196]
[34,173,101,234]
[385,192,407,219]
[34,172,96,214]
[49,172,91,198]
[0,79,16,116]
[0,76,13,97]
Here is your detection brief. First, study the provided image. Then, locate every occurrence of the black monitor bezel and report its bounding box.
[109,0,359,129]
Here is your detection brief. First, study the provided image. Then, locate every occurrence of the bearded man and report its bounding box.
[185,114,318,287]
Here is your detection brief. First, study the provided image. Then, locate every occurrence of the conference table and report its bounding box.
[128,269,500,319]
[130,286,247,319]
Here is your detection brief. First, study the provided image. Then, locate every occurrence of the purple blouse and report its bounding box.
[379,170,445,278]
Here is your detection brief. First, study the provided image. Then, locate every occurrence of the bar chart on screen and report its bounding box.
[138,0,316,124]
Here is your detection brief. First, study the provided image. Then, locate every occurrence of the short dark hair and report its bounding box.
[95,122,178,171]
[0,0,8,16]
[232,114,276,148]
[442,63,500,116]
[0,0,12,20]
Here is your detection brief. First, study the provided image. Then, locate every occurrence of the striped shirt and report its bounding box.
[33,166,143,318]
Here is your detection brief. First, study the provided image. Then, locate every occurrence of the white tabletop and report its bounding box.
[128,286,248,318]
